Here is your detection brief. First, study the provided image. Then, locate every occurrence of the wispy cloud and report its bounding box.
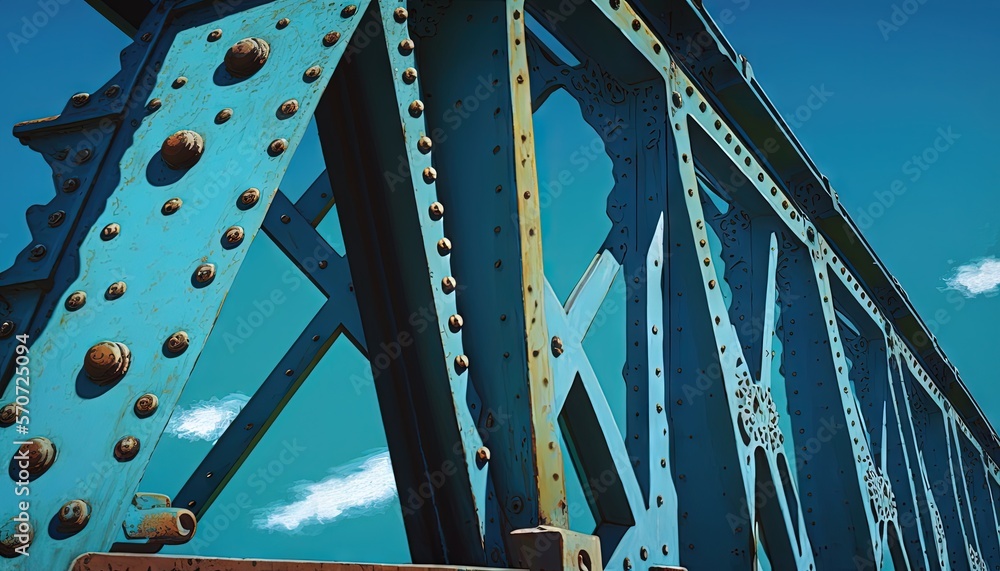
[165,393,250,443]
[254,449,396,532]
[944,257,1000,298]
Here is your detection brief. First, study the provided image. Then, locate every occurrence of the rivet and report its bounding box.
[194,263,216,284]
[0,321,13,339]
[105,281,126,300]
[0,519,32,557]
[13,437,56,478]
[73,148,92,164]
[441,276,457,293]
[269,138,288,155]
[207,29,223,42]
[280,214,291,224]
[304,65,322,80]
[0,404,17,427]
[71,93,90,107]
[653,43,661,53]
[454,354,470,372]
[104,85,121,98]
[476,446,490,462]
[48,210,65,227]
[632,19,641,30]
[551,336,564,357]
[101,223,120,241]
[609,0,620,8]
[394,7,408,21]
[66,291,87,311]
[402,67,417,83]
[422,166,437,183]
[409,100,424,117]
[623,557,632,570]
[341,4,358,17]
[318,260,327,269]
[162,197,183,215]
[417,136,432,153]
[279,99,299,116]
[140,32,152,41]
[166,331,190,355]
[323,31,342,46]
[161,130,204,169]
[709,280,716,289]
[134,394,159,418]
[399,39,414,54]
[239,188,261,208]
[57,499,90,534]
[172,76,187,88]
[429,201,444,220]
[114,436,140,461]
[448,314,463,332]
[28,245,46,261]
[672,91,683,107]
[437,237,452,255]
[62,178,79,192]
[640,547,648,560]
[276,17,290,28]
[224,226,245,245]
[225,37,270,77]
[215,108,233,123]
[147,98,161,112]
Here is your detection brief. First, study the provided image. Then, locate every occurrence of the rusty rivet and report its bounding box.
[172,76,187,88]
[441,276,457,293]
[429,201,444,220]
[318,260,327,269]
[73,148,92,164]
[323,31,341,46]
[0,321,14,339]
[105,281,126,300]
[62,177,79,192]
[215,108,233,123]
[101,223,120,241]
[341,4,358,17]
[57,499,90,534]
[304,65,322,80]
[476,446,490,462]
[224,226,245,245]
[16,437,56,477]
[166,331,190,355]
[708,280,717,289]
[66,291,87,311]
[399,38,414,54]
[422,166,437,183]
[194,263,216,284]
[402,67,417,84]
[147,98,161,112]
[551,336,565,357]
[276,17,290,28]
[161,130,204,169]
[448,314,463,332]
[162,198,183,215]
[0,519,32,558]
[394,7,408,21]
[71,93,89,107]
[114,436,140,461]
[134,393,159,418]
[48,210,65,227]
[437,237,452,255]
[672,91,683,108]
[140,32,152,41]
[417,136,432,154]
[28,245,46,261]
[279,99,299,116]
[268,138,288,155]
[239,188,261,208]
[225,37,270,77]
[408,100,424,118]
[280,214,291,224]
[454,354,469,372]
[104,85,121,98]
[207,28,223,42]
[0,404,17,426]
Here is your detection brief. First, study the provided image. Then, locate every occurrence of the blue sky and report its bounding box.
[1,0,998,563]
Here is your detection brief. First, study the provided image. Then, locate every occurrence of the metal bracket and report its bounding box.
[509,526,602,571]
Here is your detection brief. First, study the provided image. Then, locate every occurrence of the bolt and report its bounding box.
[101,223,120,240]
[304,65,322,80]
[454,354,469,372]
[551,336,564,357]
[104,84,121,98]
[194,263,216,284]
[15,437,56,478]
[161,130,204,169]
[0,518,32,558]
[114,436,140,461]
[105,281,127,300]
[225,37,270,77]
[279,99,299,116]
[65,291,87,311]
[441,276,457,294]
[71,93,89,107]
[276,17,290,28]
[147,98,161,112]
[417,136,432,154]
[0,404,17,426]
[402,67,417,83]
[269,138,288,155]
[422,166,436,183]
[62,178,79,192]
[207,28,223,42]
[476,446,490,462]
[224,226,245,245]
[28,245,46,261]
[48,210,65,227]
[83,341,131,384]
[162,197,183,215]
[323,31,341,46]
[408,100,424,117]
[437,237,452,255]
[239,188,261,208]
[448,314,463,332]
[429,202,444,220]
[394,7,408,21]
[399,38,414,54]
[57,499,90,534]
[135,394,159,417]
[166,331,190,355]
[172,76,187,88]
[0,321,13,338]
[215,108,233,123]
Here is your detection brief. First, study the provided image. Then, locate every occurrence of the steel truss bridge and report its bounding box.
[0,0,997,569]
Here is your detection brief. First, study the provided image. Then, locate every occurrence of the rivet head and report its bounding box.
[57,499,90,533]
[304,65,322,80]
[448,314,463,332]
[135,394,159,418]
[268,138,288,155]
[0,321,13,338]
[279,99,299,117]
[114,436,140,461]
[476,446,490,462]
[441,276,457,294]
[101,223,120,241]
[162,198,183,215]
[632,18,641,30]
[28,245,46,261]
[454,354,469,372]
[551,336,565,357]
[428,202,444,220]
[224,37,271,77]
[84,341,131,384]
[0,518,32,558]
[66,291,87,311]
[140,32,152,41]
[215,108,233,123]
[62,177,80,192]
[166,331,190,355]
[48,210,66,227]
[417,136,432,154]
[207,28,223,42]
[16,437,56,478]
[239,188,261,208]
[422,166,437,183]
[105,281,126,300]
[408,100,424,118]
[104,84,121,98]
[194,263,216,284]
[71,93,90,107]
[276,17,290,28]
[280,214,291,224]
[161,130,204,169]
[224,226,245,245]
[0,404,17,426]
[437,237,452,255]
[672,91,683,108]
[172,76,187,88]
[147,98,161,112]
[341,4,358,17]
[323,31,342,46]
[394,7,408,21]
[73,148,92,164]
[402,67,417,84]
[399,38,414,54]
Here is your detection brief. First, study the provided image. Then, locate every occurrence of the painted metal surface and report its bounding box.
[0,0,998,570]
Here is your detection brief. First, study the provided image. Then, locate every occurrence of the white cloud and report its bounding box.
[944,257,1000,298]
[254,449,396,532]
[165,393,250,443]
